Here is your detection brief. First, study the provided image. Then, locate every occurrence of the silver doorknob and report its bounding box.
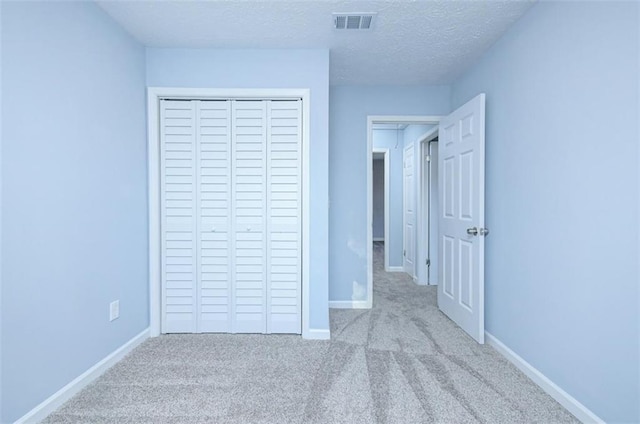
[479,228,490,236]
[466,227,478,236]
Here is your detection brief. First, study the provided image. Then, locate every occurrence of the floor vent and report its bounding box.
[333,13,376,30]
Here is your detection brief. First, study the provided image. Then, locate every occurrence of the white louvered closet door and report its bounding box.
[161,98,302,335]
[267,100,302,334]
[197,100,232,332]
[161,100,198,333]
[232,101,268,333]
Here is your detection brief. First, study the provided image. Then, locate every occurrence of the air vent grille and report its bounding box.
[333,13,376,30]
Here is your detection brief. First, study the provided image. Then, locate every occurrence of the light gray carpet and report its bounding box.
[42,242,578,423]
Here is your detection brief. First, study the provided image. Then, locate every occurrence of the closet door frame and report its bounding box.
[147,88,311,338]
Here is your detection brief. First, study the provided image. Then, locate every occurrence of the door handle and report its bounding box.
[479,227,489,236]
[466,227,478,236]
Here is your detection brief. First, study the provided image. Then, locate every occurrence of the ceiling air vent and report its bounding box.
[333,13,376,30]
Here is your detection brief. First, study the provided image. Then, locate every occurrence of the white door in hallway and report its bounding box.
[403,143,415,278]
[437,93,486,343]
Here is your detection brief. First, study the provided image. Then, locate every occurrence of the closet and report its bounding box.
[160,98,302,334]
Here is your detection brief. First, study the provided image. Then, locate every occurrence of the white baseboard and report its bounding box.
[386,266,404,272]
[373,237,384,242]
[329,300,370,309]
[15,328,150,424]
[303,328,331,340]
[485,332,604,424]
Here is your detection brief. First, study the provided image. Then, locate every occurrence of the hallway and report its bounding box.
[43,242,577,423]
[323,241,578,423]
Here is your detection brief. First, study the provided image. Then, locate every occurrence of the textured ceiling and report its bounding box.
[96,0,536,85]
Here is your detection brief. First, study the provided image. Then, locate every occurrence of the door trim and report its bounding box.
[366,115,442,309]
[148,87,311,338]
[372,148,390,271]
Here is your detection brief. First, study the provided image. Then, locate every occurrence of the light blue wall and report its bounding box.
[1,2,148,422]
[329,86,450,302]
[146,48,330,330]
[372,130,404,267]
[451,2,639,422]
[403,125,432,149]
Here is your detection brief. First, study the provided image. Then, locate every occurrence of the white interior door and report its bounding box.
[232,100,268,333]
[266,100,302,334]
[437,93,486,344]
[161,100,198,333]
[403,144,415,277]
[197,100,232,333]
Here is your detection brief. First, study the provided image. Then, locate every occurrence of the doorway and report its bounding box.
[366,116,441,308]
[372,148,390,271]
[418,127,439,285]
[366,94,487,343]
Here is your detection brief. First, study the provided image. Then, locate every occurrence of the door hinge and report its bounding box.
[426,258,431,266]
[426,155,431,162]
[403,249,406,257]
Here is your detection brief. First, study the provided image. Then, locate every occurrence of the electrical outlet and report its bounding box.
[109,300,120,321]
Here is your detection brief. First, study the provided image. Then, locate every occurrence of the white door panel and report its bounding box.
[438,93,486,343]
[161,100,198,333]
[403,144,416,277]
[197,100,232,333]
[232,100,267,333]
[267,100,302,334]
